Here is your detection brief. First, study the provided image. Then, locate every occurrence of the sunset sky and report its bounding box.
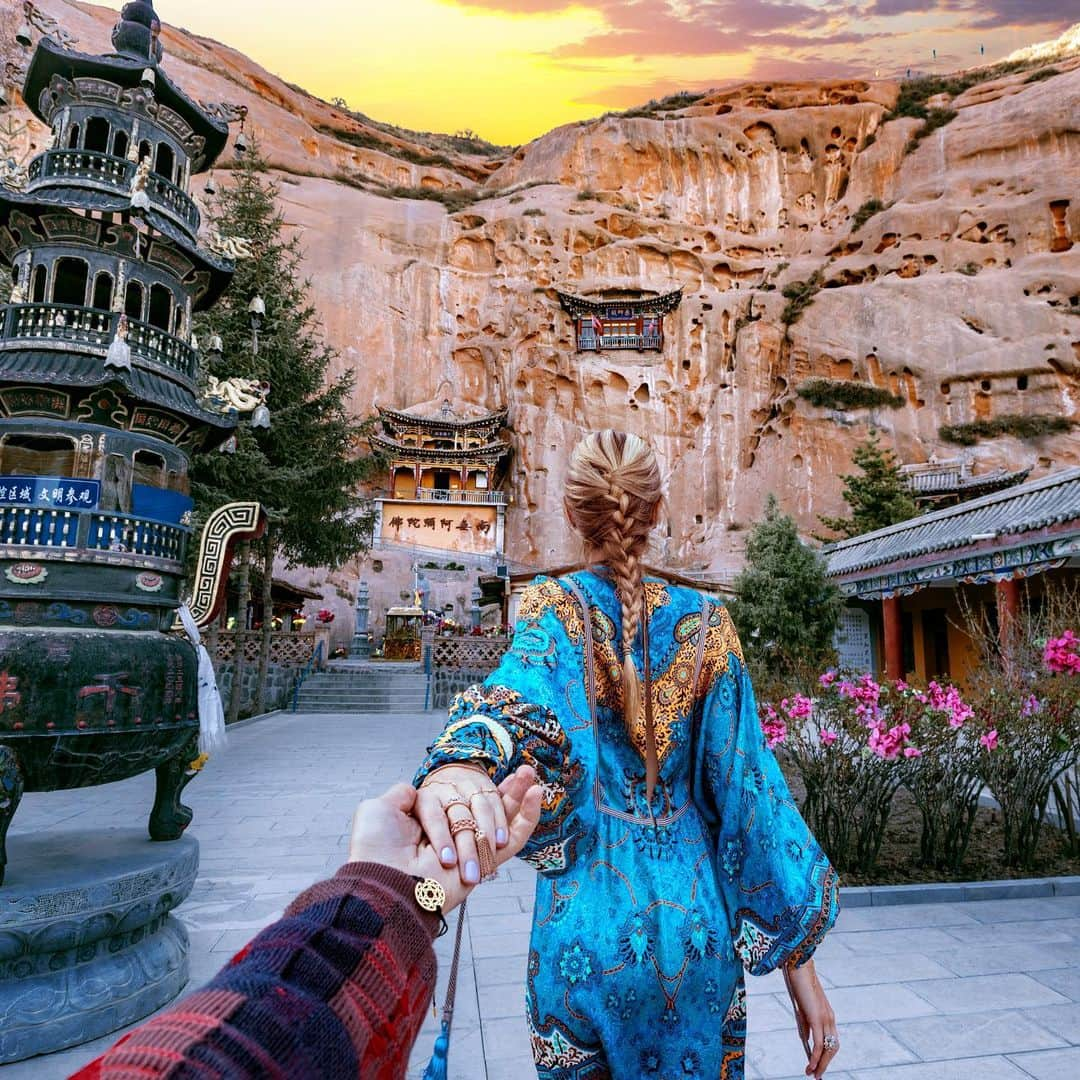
[113,1,1075,144]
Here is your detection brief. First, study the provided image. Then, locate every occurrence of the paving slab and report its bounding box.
[1,709,1079,1080]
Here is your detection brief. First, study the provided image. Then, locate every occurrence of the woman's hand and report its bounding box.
[416,763,508,885]
[783,959,839,1079]
[348,766,541,911]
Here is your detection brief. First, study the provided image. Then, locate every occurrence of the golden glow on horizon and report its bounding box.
[102,1,1067,145]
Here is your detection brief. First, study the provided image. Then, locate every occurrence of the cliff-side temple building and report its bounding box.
[556,287,683,352]
[371,400,510,560]
[352,399,511,643]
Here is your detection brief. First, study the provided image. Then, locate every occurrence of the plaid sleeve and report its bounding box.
[70,862,439,1080]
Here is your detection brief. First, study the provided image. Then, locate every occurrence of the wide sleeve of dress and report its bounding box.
[413,577,587,873]
[695,608,840,976]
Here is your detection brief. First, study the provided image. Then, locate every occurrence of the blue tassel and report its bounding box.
[422,1021,450,1080]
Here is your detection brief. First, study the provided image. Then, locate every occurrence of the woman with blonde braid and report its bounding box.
[413,430,840,1080]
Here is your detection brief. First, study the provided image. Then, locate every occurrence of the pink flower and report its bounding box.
[819,670,837,688]
[980,729,999,751]
[820,729,838,746]
[868,720,912,760]
[1021,694,1043,718]
[761,705,787,749]
[785,694,813,720]
[1044,631,1080,675]
[903,746,923,758]
[895,679,909,692]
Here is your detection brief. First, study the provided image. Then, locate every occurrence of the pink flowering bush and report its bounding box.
[962,588,1080,868]
[888,681,983,871]
[763,674,911,874]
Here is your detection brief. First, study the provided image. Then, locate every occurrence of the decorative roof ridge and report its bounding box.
[824,466,1080,553]
[376,402,508,428]
[554,284,684,302]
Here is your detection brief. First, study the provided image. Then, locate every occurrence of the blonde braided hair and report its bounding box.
[564,430,662,737]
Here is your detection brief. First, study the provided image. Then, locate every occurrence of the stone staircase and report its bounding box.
[292,662,430,714]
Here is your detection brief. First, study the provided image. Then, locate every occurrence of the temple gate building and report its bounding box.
[825,469,1080,685]
[371,400,510,561]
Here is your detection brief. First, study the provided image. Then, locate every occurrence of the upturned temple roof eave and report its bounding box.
[824,467,1080,584]
[23,37,229,168]
[0,347,235,439]
[376,403,509,431]
[555,286,684,317]
[369,432,510,463]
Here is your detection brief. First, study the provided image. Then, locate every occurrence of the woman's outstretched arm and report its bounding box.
[413,577,586,880]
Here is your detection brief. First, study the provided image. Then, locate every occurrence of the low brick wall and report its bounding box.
[216,661,301,718]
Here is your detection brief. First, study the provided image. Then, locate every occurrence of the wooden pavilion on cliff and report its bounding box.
[370,399,511,563]
[825,468,1080,686]
[556,287,682,352]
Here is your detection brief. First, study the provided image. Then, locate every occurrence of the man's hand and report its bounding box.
[348,766,541,911]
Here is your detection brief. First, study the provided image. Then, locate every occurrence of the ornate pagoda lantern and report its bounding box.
[0,4,263,1060]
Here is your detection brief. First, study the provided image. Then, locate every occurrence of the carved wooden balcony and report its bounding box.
[0,303,198,384]
[576,332,663,352]
[26,150,201,237]
[387,487,508,506]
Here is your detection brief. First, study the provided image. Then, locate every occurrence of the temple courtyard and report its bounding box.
[2,710,1080,1080]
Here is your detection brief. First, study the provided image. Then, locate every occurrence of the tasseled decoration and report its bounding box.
[251,328,259,356]
[250,403,270,429]
[178,602,227,756]
[422,1023,449,1080]
[105,315,132,371]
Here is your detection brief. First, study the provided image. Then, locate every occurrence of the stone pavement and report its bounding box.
[2,710,1079,1079]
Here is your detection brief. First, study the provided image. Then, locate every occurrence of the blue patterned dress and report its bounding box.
[415,571,839,1079]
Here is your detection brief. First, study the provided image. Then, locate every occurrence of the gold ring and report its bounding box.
[441,795,469,811]
[449,816,479,837]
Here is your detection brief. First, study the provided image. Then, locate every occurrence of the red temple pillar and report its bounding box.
[882,595,904,680]
[996,577,1020,653]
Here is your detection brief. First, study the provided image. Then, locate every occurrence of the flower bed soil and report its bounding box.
[835,786,1079,887]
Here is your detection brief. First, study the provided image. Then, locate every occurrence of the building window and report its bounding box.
[52,257,89,306]
[31,264,46,302]
[112,130,129,159]
[125,279,145,320]
[155,143,175,183]
[138,139,152,165]
[392,466,416,499]
[67,123,81,149]
[91,270,114,311]
[147,283,172,330]
[0,433,76,475]
[133,448,167,487]
[84,116,110,154]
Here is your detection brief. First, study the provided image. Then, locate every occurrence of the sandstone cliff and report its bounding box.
[10,4,1080,619]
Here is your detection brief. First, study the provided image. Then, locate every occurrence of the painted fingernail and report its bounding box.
[496,828,508,846]
[440,846,456,865]
[464,860,480,884]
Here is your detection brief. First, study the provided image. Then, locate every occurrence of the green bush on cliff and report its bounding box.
[781,272,823,327]
[797,378,905,411]
[940,414,1077,445]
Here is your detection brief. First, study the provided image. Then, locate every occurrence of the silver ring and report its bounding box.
[823,1034,839,1052]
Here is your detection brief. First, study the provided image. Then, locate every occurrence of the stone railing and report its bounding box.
[26,149,200,235]
[1,304,198,383]
[429,634,510,709]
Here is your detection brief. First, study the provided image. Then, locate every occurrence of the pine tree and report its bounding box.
[818,430,920,540]
[190,147,380,715]
[729,495,843,686]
